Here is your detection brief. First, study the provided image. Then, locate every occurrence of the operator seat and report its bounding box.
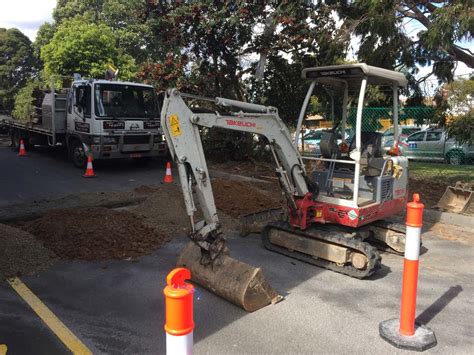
[348,132,385,176]
[320,132,340,159]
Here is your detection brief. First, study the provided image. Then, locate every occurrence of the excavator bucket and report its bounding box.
[436,183,473,214]
[239,208,286,237]
[177,242,283,312]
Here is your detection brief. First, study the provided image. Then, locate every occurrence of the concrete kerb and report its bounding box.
[423,208,474,229]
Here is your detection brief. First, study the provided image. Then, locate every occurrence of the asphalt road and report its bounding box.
[0,135,167,207]
[1,134,473,354]
[1,226,473,354]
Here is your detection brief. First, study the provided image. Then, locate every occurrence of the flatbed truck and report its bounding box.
[0,78,168,167]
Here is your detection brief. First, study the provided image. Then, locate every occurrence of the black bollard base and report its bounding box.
[379,318,437,352]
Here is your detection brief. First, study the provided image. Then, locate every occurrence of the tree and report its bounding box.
[33,22,56,60]
[12,80,43,121]
[444,77,474,115]
[245,2,348,126]
[144,1,265,99]
[53,0,105,25]
[40,18,136,80]
[443,77,474,144]
[337,1,473,86]
[0,28,37,113]
[102,0,155,63]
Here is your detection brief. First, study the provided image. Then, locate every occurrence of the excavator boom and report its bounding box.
[161,89,286,311]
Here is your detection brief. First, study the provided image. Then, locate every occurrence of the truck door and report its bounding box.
[424,130,443,161]
[69,83,92,135]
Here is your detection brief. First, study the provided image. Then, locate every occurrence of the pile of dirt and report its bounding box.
[22,207,167,260]
[212,178,283,218]
[134,185,161,195]
[134,179,282,229]
[210,161,276,180]
[409,178,451,208]
[133,184,191,234]
[0,223,56,279]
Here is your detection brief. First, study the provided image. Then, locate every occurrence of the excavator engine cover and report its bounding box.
[177,242,283,312]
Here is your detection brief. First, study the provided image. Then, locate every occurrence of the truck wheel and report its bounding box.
[11,130,20,150]
[446,150,465,165]
[69,140,87,168]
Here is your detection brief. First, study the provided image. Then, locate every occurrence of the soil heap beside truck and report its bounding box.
[0,77,168,167]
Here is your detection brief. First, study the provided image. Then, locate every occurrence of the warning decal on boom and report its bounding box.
[169,114,182,137]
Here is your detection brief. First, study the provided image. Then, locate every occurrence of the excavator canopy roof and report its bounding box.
[302,63,408,88]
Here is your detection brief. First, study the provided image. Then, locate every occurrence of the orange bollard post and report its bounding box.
[164,268,194,355]
[18,139,27,157]
[163,162,174,183]
[379,193,437,351]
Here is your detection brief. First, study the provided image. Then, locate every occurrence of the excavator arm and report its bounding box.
[161,89,316,262]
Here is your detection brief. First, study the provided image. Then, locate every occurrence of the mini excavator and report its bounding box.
[161,64,410,312]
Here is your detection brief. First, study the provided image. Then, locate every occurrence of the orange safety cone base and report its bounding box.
[82,173,97,178]
[379,318,437,352]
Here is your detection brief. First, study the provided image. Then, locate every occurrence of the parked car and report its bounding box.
[400,128,474,165]
[301,129,326,154]
[382,125,421,151]
[301,129,349,155]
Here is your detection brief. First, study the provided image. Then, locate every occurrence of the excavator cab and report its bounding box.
[295,64,409,228]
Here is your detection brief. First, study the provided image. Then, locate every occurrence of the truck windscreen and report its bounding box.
[94,84,159,119]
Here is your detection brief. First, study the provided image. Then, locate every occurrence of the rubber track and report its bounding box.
[371,220,406,235]
[262,221,381,279]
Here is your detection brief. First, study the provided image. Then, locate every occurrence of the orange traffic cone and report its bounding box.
[83,155,96,178]
[18,139,27,157]
[164,162,173,183]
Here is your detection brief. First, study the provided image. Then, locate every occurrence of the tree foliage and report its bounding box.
[12,80,43,121]
[0,28,38,113]
[443,77,474,144]
[53,0,105,24]
[40,18,136,80]
[337,0,473,86]
[446,110,473,144]
[33,22,56,60]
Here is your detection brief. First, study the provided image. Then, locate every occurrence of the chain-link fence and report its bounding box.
[300,106,473,212]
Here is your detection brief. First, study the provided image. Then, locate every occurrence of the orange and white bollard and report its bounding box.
[379,193,437,351]
[164,268,194,355]
[163,162,173,183]
[18,139,27,157]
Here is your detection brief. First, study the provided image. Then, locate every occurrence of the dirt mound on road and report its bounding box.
[23,207,167,260]
[0,223,56,279]
[133,184,190,234]
[212,178,282,217]
[133,179,282,230]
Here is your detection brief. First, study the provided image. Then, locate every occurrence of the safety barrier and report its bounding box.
[164,268,194,355]
[379,193,437,351]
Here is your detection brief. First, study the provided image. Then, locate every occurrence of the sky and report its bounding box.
[0,0,56,40]
[0,0,472,92]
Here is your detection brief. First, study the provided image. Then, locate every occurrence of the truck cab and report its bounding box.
[67,79,167,167]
